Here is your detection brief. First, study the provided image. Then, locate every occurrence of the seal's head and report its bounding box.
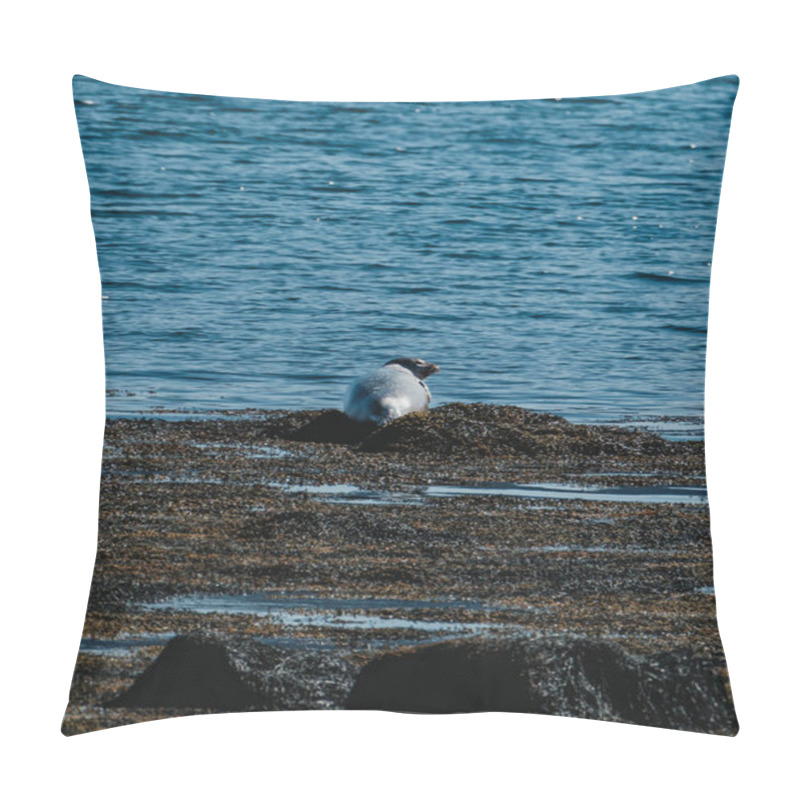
[384,357,440,380]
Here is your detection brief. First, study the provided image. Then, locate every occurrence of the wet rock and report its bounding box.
[346,636,738,735]
[110,631,357,711]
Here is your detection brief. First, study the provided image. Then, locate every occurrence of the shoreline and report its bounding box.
[63,403,733,735]
[103,404,706,442]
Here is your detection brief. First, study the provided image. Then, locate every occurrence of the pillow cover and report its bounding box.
[64,74,739,735]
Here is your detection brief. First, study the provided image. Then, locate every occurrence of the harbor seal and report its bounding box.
[343,358,440,426]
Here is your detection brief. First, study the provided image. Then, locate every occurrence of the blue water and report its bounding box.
[74,75,737,425]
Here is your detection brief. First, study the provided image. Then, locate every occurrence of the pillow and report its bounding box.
[64,74,739,736]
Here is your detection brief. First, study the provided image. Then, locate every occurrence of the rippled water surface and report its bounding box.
[75,76,737,425]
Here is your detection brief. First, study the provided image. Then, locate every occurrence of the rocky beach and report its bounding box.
[63,404,737,735]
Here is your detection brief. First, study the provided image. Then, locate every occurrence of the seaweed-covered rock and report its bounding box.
[214,403,677,459]
[359,403,673,459]
[520,638,736,734]
[346,636,738,735]
[100,403,704,481]
[110,631,357,711]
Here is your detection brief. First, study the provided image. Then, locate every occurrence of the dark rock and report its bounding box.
[347,638,531,713]
[110,631,357,711]
[346,636,738,735]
